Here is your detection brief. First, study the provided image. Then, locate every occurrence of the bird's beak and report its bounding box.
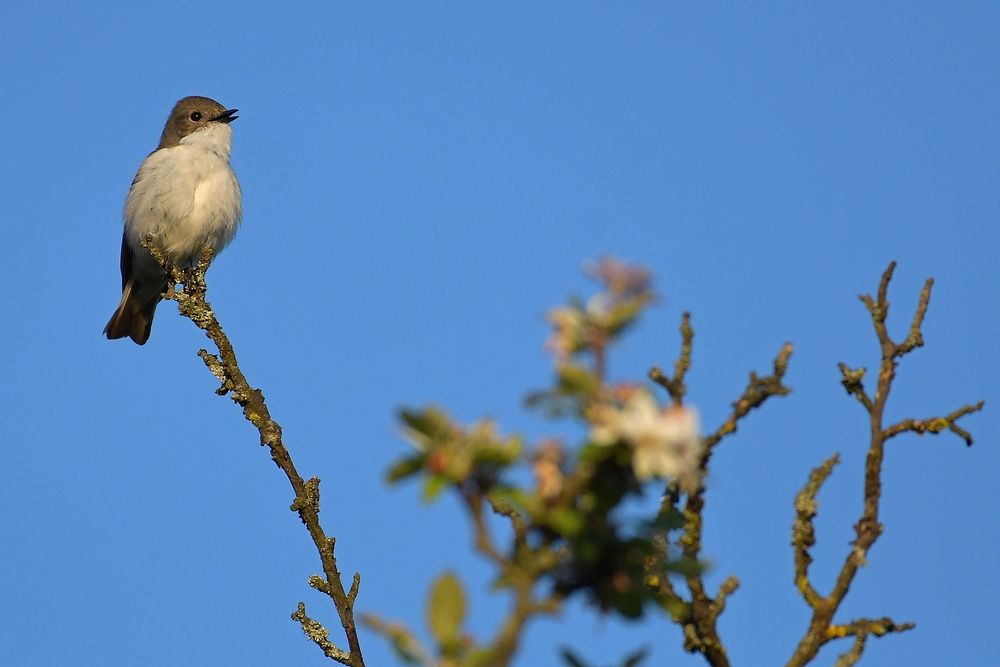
[213,108,239,123]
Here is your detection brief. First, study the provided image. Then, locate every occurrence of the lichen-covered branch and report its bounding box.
[291,602,353,664]
[704,342,793,453]
[649,312,694,406]
[883,401,985,446]
[836,364,873,412]
[786,262,983,667]
[649,314,793,667]
[148,244,366,667]
[792,455,840,610]
[828,618,916,667]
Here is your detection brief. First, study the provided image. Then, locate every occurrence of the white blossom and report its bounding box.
[590,390,704,493]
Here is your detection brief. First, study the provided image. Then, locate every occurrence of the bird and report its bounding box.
[104,96,242,345]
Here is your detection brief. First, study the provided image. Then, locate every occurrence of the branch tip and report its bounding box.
[792,454,840,609]
[348,573,361,606]
[884,400,985,447]
[291,602,353,665]
[649,312,695,405]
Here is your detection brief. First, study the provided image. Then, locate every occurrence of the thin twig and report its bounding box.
[837,364,873,412]
[791,455,840,610]
[704,342,794,451]
[884,401,985,446]
[786,263,982,667]
[649,316,793,667]
[149,244,366,666]
[649,312,694,406]
[464,490,507,566]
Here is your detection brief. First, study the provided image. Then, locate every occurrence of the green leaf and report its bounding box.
[386,455,427,483]
[654,506,685,531]
[359,614,428,666]
[474,436,523,466]
[578,442,617,463]
[604,299,648,337]
[427,572,466,645]
[638,506,685,537]
[499,487,541,517]
[574,538,600,564]
[400,407,451,440]
[658,595,690,622]
[559,364,600,397]
[421,474,450,502]
[547,508,584,537]
[560,649,592,667]
[485,490,519,517]
[620,647,649,667]
[664,556,705,578]
[613,592,644,619]
[463,648,496,667]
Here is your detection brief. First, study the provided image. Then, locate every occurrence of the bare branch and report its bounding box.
[831,634,866,667]
[649,342,793,667]
[837,364,873,411]
[897,278,933,356]
[786,263,981,667]
[705,342,793,451]
[649,312,694,406]
[291,603,352,666]
[709,576,740,619]
[884,401,985,446]
[792,454,840,610]
[829,617,915,667]
[149,242,366,666]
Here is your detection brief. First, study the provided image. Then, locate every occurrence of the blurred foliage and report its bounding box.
[561,647,649,667]
[369,258,707,665]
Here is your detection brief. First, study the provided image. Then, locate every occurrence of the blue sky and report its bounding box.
[0,3,997,666]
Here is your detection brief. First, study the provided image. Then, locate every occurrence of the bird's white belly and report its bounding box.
[165,168,241,262]
[125,143,242,270]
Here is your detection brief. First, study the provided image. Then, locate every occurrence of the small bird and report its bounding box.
[104,96,242,345]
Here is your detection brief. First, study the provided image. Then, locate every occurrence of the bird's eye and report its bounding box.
[190,112,202,121]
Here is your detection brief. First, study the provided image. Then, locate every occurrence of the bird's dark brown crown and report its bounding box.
[157,96,234,149]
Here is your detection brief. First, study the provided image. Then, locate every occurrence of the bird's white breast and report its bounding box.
[125,123,242,270]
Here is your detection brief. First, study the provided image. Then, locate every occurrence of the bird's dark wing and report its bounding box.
[120,233,132,291]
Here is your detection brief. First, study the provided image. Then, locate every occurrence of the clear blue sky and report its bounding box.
[0,3,996,666]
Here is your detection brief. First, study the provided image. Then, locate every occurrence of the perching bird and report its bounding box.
[104,96,242,345]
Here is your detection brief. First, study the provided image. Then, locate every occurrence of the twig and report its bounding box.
[884,401,986,446]
[291,603,353,664]
[148,243,366,666]
[468,485,564,666]
[786,262,982,667]
[486,491,529,550]
[829,618,916,667]
[650,317,793,667]
[705,342,794,452]
[488,584,563,667]
[792,455,840,610]
[649,312,694,406]
[464,490,507,566]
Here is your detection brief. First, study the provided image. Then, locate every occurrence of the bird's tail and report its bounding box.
[103,278,160,345]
